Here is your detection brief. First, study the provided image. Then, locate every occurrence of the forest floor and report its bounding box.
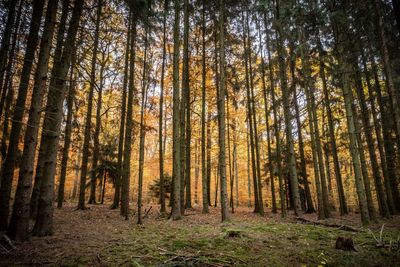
[0,203,399,266]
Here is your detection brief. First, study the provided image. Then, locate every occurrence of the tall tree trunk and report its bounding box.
[171,0,182,220]
[112,11,131,210]
[317,36,347,215]
[89,55,106,205]
[227,95,234,213]
[121,13,137,220]
[289,42,314,214]
[298,29,330,218]
[264,13,285,216]
[0,0,23,120]
[201,0,209,214]
[137,26,149,225]
[57,44,77,209]
[206,110,212,206]
[7,0,59,241]
[158,0,168,215]
[32,0,84,236]
[361,51,390,218]
[246,125,252,207]
[179,0,190,213]
[242,11,259,214]
[0,0,45,231]
[0,0,18,95]
[246,13,264,216]
[370,55,396,214]
[79,0,102,208]
[72,149,82,199]
[218,0,229,222]
[275,0,302,216]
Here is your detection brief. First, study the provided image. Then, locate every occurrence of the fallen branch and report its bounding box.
[296,217,360,232]
[143,206,152,219]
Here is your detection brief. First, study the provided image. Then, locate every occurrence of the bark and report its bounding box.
[374,0,400,211]
[246,13,264,216]
[218,0,229,222]
[137,26,149,225]
[317,36,347,215]
[0,0,22,119]
[79,0,102,208]
[361,51,391,218]
[0,0,45,231]
[264,12,285,217]
[158,0,168,214]
[289,42,314,214]
[243,11,259,214]
[0,0,18,94]
[32,0,84,236]
[354,60,387,217]
[275,0,302,216]
[58,43,77,209]
[111,11,131,210]
[7,0,59,241]
[171,0,182,220]
[201,0,209,214]
[30,0,71,218]
[121,14,137,219]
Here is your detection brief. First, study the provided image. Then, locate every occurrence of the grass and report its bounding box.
[1,204,399,266]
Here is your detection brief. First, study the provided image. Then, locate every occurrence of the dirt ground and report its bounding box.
[0,203,399,266]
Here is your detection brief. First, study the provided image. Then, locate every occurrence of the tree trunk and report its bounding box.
[275,0,302,216]
[32,0,84,236]
[121,13,137,220]
[171,0,182,220]
[158,0,168,215]
[317,36,347,215]
[201,0,209,214]
[58,42,77,209]
[264,13,285,216]
[218,0,229,222]
[79,0,102,208]
[7,0,58,241]
[137,26,149,225]
[111,11,131,210]
[0,0,45,231]
[362,51,391,218]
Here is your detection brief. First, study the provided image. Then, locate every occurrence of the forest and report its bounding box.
[0,0,399,265]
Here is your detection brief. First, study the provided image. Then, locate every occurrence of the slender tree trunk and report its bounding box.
[101,171,106,204]
[158,0,168,215]
[0,0,23,120]
[0,0,18,95]
[206,110,212,206]
[317,36,347,215]
[246,126,252,207]
[362,51,391,218]
[298,30,330,218]
[370,55,396,214]
[72,150,82,199]
[112,11,131,210]
[171,0,182,220]
[89,54,106,205]
[275,0,302,216]
[58,46,77,209]
[79,0,102,208]
[264,13,284,216]
[32,0,84,236]
[0,0,45,231]
[218,0,229,222]
[121,14,137,220]
[289,42,314,214]
[137,26,149,225]
[242,12,259,214]
[201,0,209,214]
[227,95,234,213]
[354,63,383,219]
